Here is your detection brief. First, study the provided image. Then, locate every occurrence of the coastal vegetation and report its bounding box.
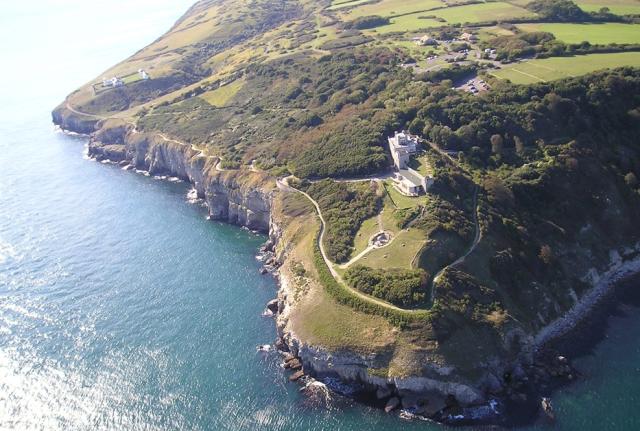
[345,265,430,308]
[54,0,640,418]
[298,179,382,263]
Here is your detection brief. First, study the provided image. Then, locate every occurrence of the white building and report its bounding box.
[388,131,419,170]
[388,131,434,196]
[102,76,123,87]
[138,69,149,80]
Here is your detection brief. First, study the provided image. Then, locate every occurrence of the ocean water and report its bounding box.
[0,1,639,430]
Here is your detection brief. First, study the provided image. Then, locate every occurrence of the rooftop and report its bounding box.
[398,168,424,187]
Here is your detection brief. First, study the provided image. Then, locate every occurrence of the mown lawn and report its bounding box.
[383,180,423,209]
[517,22,640,45]
[491,52,640,84]
[351,215,380,259]
[359,227,427,269]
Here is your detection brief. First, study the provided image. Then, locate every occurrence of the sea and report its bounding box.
[0,1,639,430]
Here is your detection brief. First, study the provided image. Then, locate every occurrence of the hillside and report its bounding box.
[53,0,640,424]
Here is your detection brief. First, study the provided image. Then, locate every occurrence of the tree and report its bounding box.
[491,134,504,155]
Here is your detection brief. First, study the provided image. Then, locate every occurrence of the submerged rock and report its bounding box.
[289,370,304,381]
[385,397,400,413]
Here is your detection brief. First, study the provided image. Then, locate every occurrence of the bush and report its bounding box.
[301,180,381,263]
[343,15,390,30]
[345,265,430,307]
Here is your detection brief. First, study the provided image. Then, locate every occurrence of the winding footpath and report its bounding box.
[431,186,481,287]
[277,177,425,313]
[278,174,482,313]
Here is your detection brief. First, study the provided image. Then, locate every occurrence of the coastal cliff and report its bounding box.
[83,118,273,232]
[53,108,640,423]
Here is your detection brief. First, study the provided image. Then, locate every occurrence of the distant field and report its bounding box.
[478,25,517,40]
[517,23,640,45]
[334,0,443,17]
[335,0,535,30]
[491,52,640,84]
[575,0,640,15]
[430,2,535,24]
[368,15,445,33]
[329,0,374,9]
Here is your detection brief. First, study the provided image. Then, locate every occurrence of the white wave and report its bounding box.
[0,239,19,264]
[81,143,95,161]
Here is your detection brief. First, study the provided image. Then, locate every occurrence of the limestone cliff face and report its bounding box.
[53,110,640,415]
[85,120,274,233]
[52,104,99,135]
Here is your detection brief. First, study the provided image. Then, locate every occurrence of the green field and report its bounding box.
[351,215,380,258]
[517,23,640,45]
[492,52,640,84]
[383,180,423,209]
[336,0,535,32]
[334,0,443,17]
[329,0,375,9]
[200,78,244,106]
[369,15,446,34]
[430,2,535,24]
[575,0,640,15]
[359,228,427,269]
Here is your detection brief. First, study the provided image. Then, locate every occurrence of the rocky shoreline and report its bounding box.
[53,108,640,427]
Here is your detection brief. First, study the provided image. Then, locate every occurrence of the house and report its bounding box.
[415,35,437,46]
[388,131,434,196]
[103,76,123,87]
[460,32,478,42]
[138,69,150,80]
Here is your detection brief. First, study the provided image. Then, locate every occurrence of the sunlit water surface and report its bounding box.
[1,1,639,430]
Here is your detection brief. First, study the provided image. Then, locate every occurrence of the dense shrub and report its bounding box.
[345,265,430,308]
[525,0,590,21]
[343,15,390,30]
[301,180,382,263]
